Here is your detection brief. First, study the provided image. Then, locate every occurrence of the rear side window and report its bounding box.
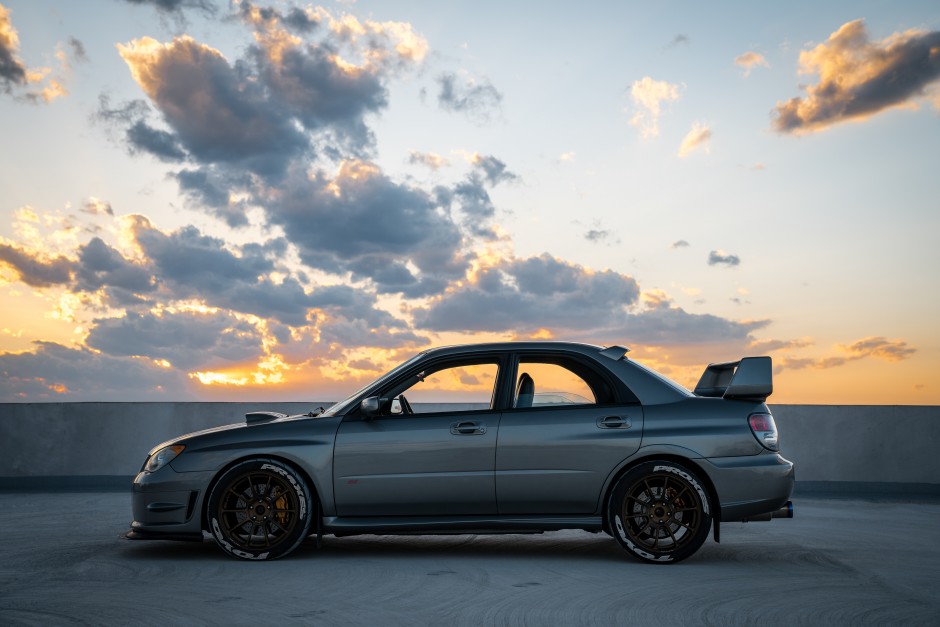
[514,358,608,408]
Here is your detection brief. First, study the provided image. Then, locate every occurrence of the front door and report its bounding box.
[333,359,502,516]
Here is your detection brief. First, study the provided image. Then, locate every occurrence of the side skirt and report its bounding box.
[322,514,603,536]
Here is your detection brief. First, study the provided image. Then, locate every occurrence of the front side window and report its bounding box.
[513,360,597,408]
[386,361,499,415]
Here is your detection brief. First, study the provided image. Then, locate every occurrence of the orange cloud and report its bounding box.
[735,51,769,76]
[678,122,712,157]
[773,19,940,134]
[629,77,681,138]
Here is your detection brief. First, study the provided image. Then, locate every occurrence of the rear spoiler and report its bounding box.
[693,356,772,402]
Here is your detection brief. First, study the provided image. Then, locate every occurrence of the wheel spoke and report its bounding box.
[263,474,273,498]
[222,517,246,535]
[674,519,696,531]
[642,479,656,502]
[673,485,692,504]
[666,525,680,548]
[227,488,246,503]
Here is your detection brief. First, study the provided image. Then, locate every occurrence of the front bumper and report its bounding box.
[128,466,216,539]
[701,451,795,522]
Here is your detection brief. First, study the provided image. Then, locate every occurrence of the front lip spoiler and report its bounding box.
[123,529,205,542]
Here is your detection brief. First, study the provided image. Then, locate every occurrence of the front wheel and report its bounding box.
[207,459,314,560]
[607,461,712,564]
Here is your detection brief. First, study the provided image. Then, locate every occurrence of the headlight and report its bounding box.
[144,445,185,472]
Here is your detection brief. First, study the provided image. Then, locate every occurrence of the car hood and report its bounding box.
[147,413,321,455]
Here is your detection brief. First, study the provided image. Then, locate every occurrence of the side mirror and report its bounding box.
[360,396,380,419]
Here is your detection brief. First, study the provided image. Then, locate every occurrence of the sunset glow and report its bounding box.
[1,1,938,404]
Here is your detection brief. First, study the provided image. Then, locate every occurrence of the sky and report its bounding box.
[0,0,938,404]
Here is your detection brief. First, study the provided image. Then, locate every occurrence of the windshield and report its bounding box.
[320,352,426,417]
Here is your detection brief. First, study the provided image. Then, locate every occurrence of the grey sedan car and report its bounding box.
[128,342,794,563]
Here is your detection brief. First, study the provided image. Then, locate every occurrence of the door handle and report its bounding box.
[451,421,486,435]
[596,416,631,429]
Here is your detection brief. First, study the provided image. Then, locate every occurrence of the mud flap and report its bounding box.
[713,518,720,543]
[316,500,323,549]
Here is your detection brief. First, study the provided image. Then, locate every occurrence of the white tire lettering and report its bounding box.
[261,463,307,518]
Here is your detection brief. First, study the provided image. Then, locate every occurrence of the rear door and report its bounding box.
[495,354,643,514]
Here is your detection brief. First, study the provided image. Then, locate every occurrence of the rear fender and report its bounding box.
[596,444,715,515]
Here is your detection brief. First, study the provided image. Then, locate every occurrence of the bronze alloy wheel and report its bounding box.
[207,459,314,560]
[608,461,712,564]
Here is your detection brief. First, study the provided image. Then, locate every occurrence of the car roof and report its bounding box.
[421,341,610,358]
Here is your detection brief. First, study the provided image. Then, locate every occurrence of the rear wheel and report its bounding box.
[207,459,313,560]
[607,461,711,564]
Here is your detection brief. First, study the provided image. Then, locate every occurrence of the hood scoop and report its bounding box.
[245,411,287,425]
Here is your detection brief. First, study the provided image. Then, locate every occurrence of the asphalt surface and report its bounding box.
[0,493,938,626]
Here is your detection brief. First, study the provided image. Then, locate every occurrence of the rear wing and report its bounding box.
[693,356,772,402]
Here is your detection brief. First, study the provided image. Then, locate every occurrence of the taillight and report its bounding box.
[748,412,779,451]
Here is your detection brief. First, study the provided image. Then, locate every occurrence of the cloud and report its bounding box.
[469,153,518,185]
[735,51,769,76]
[86,310,264,370]
[67,37,87,63]
[81,198,114,216]
[259,160,468,297]
[678,122,712,157]
[774,336,915,374]
[772,19,940,134]
[129,217,315,325]
[839,336,916,362]
[436,71,502,124]
[0,4,68,103]
[748,338,814,353]
[174,168,245,226]
[111,4,430,192]
[120,0,216,17]
[0,242,73,287]
[414,253,641,333]
[584,229,614,243]
[708,250,740,267]
[0,4,28,89]
[671,239,690,248]
[408,151,449,170]
[118,36,309,175]
[629,76,681,138]
[74,236,155,296]
[414,252,765,348]
[668,34,690,48]
[0,341,190,401]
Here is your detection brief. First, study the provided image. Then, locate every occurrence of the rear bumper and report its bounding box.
[701,452,795,522]
[129,467,215,538]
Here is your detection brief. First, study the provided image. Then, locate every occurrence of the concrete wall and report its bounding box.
[1,403,937,492]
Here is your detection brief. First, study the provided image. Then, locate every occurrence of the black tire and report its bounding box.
[607,460,712,564]
[206,458,314,561]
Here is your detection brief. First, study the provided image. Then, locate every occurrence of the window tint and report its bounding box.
[392,362,499,414]
[514,361,596,408]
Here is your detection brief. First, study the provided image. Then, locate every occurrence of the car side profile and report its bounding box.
[128,342,794,563]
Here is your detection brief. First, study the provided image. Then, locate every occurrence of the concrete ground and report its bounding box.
[0,493,938,626]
